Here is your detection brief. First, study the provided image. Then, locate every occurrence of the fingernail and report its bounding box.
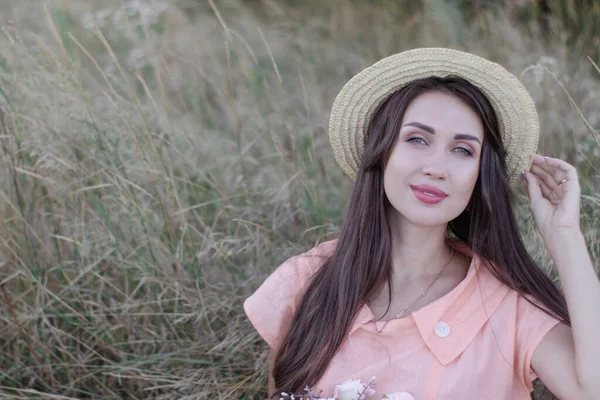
[521,170,527,181]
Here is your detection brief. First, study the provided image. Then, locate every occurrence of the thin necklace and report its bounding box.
[368,247,454,335]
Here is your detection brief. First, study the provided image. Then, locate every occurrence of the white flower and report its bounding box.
[333,378,376,400]
[383,392,415,400]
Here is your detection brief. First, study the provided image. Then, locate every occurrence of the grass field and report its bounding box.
[0,0,598,398]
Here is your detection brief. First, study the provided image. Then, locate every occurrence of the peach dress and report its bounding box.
[243,239,561,399]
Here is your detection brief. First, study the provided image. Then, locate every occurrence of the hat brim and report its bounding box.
[328,47,539,191]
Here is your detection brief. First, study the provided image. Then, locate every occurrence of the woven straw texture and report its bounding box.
[328,47,539,191]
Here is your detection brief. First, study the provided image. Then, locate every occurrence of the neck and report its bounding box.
[388,213,453,283]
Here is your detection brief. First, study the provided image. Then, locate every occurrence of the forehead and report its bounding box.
[402,91,484,139]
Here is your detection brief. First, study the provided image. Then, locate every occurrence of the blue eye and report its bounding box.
[408,137,426,145]
[408,137,473,156]
[455,147,473,156]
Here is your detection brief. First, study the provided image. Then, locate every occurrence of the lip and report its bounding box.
[410,184,447,197]
[411,188,445,204]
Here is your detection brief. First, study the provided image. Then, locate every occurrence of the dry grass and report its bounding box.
[0,0,597,398]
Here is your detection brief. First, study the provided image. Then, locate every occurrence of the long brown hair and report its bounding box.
[270,76,570,396]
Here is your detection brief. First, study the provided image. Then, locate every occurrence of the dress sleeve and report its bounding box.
[515,293,562,391]
[243,243,332,350]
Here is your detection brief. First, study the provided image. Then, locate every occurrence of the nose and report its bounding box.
[422,157,448,180]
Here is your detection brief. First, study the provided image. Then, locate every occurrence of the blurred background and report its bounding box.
[0,0,598,398]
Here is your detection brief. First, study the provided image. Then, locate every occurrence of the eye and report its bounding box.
[408,136,474,156]
[407,137,426,145]
[454,147,473,156]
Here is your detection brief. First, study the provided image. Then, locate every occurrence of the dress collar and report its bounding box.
[348,239,510,366]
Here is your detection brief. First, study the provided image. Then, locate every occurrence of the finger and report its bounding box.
[535,174,561,204]
[538,178,553,200]
[542,155,579,185]
[550,185,565,205]
[531,155,567,183]
[526,171,562,206]
[539,175,568,205]
[524,170,543,203]
[530,163,560,191]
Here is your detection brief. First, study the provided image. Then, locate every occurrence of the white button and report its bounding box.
[434,322,450,337]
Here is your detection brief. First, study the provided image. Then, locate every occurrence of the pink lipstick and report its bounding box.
[410,184,447,205]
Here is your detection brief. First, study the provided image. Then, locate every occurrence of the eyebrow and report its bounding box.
[402,122,481,144]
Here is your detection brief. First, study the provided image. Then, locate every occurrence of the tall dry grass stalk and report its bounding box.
[0,0,597,398]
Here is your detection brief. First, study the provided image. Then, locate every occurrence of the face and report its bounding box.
[383,90,484,227]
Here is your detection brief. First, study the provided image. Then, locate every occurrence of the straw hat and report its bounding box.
[328,47,539,191]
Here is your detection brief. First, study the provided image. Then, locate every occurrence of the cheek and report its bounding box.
[385,146,416,174]
[457,163,480,194]
[383,154,414,191]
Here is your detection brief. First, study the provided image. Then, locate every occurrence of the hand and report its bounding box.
[523,154,581,246]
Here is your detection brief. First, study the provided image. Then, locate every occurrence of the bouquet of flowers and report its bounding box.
[277,376,415,400]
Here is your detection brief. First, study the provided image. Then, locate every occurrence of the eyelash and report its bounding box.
[407,137,473,156]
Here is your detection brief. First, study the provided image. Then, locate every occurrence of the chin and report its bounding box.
[395,204,464,226]
[396,209,447,225]
[407,215,453,227]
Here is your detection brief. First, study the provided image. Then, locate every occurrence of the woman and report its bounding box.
[243,48,599,399]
